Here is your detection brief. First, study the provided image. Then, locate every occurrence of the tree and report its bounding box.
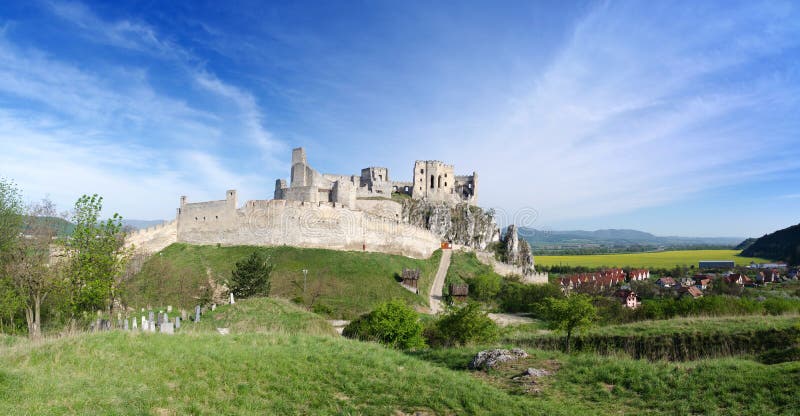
[6,200,62,338]
[542,294,597,353]
[0,178,23,258]
[0,179,25,334]
[230,250,274,298]
[63,194,128,316]
[342,300,426,349]
[428,301,498,347]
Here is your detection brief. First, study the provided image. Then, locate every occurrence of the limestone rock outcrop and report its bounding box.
[401,199,500,249]
[468,348,529,370]
[501,225,535,273]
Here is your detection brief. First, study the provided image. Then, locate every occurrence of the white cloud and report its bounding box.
[450,1,800,226]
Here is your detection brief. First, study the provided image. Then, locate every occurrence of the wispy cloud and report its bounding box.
[453,1,800,226]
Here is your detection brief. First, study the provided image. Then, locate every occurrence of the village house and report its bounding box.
[613,289,641,309]
[756,269,780,284]
[656,277,676,288]
[679,277,695,287]
[724,273,753,287]
[558,269,627,291]
[678,286,704,299]
[628,269,650,281]
[692,274,713,290]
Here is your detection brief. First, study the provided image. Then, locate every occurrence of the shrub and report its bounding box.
[498,282,562,314]
[342,300,426,349]
[427,302,498,347]
[541,294,597,353]
[467,273,502,301]
[230,250,274,298]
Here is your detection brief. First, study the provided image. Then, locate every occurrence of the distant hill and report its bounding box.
[740,223,800,265]
[519,228,743,254]
[735,238,757,251]
[121,219,167,230]
[23,216,74,237]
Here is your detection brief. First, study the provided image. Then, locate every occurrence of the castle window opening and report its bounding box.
[445,182,447,187]
[195,217,198,221]
[378,174,383,181]
[215,215,218,220]
[420,169,424,174]
[430,175,435,189]
[438,175,442,188]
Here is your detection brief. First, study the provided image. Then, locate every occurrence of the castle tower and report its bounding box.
[412,160,455,202]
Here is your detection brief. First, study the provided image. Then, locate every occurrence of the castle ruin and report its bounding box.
[273,148,477,208]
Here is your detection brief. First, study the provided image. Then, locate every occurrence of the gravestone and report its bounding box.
[230,293,235,305]
[149,320,156,332]
[124,319,129,331]
[211,304,216,311]
[195,305,201,322]
[175,317,181,329]
[181,310,188,321]
[167,305,173,313]
[149,311,155,323]
[95,318,102,332]
[164,312,169,323]
[161,322,174,335]
[132,319,138,330]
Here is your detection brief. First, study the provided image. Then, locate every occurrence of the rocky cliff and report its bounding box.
[401,199,500,250]
[500,224,535,273]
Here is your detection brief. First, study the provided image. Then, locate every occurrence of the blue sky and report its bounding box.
[0,1,798,238]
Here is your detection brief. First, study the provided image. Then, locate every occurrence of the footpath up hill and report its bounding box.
[123,243,442,319]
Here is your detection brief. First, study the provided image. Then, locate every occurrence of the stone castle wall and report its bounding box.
[175,197,439,259]
[125,220,178,254]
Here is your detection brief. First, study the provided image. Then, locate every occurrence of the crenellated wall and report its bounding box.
[125,220,178,254]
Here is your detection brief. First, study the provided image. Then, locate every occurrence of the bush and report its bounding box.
[342,300,426,349]
[498,282,562,314]
[467,273,502,301]
[230,250,274,298]
[427,302,498,347]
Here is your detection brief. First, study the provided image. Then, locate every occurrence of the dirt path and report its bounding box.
[429,249,452,314]
[487,313,537,326]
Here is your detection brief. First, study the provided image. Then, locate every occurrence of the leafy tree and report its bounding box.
[5,200,62,338]
[230,250,274,298]
[63,194,128,316]
[0,178,23,258]
[542,294,597,353]
[342,300,426,349]
[467,273,502,301]
[428,301,498,347]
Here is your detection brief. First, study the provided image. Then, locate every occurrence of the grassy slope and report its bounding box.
[412,346,800,415]
[123,243,442,319]
[0,299,571,415]
[504,315,800,339]
[536,249,772,268]
[444,250,504,295]
[184,297,338,337]
[2,297,798,414]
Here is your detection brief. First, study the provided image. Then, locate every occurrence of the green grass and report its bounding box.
[3,296,799,414]
[184,297,338,337]
[123,243,442,319]
[500,315,800,361]
[411,346,800,415]
[0,333,574,415]
[536,249,772,268]
[504,315,800,338]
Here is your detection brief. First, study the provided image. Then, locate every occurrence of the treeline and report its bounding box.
[741,222,800,265]
[532,244,737,255]
[0,178,129,338]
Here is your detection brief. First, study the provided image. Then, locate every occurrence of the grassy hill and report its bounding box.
[741,222,800,264]
[122,243,442,319]
[0,298,569,415]
[2,298,798,414]
[535,249,770,268]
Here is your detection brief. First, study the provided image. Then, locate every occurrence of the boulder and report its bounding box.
[468,348,528,370]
